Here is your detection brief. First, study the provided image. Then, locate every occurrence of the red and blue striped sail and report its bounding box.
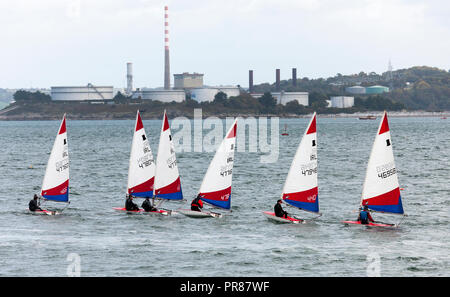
[127,111,155,198]
[282,113,319,213]
[360,111,404,214]
[198,119,237,210]
[41,114,69,202]
[154,111,183,200]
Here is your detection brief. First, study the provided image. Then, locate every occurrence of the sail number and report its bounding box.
[376,162,396,179]
[377,167,396,179]
[55,158,69,172]
[138,154,154,168]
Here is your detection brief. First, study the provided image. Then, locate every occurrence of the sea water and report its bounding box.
[0,117,448,276]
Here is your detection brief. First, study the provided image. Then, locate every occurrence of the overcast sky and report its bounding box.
[0,0,449,89]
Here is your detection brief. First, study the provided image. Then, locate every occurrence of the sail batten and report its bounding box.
[281,113,319,214]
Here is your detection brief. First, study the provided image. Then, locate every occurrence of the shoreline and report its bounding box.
[0,110,449,121]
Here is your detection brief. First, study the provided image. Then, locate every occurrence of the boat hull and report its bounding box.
[29,209,58,216]
[113,207,169,216]
[263,211,303,224]
[178,209,222,218]
[342,220,396,228]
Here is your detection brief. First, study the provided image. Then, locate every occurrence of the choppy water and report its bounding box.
[0,116,448,277]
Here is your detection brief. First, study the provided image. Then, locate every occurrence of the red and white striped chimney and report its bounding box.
[164,6,170,90]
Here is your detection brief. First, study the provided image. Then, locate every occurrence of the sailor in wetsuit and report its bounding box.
[358,205,375,224]
[125,195,140,211]
[29,194,43,212]
[142,197,157,212]
[191,195,203,212]
[274,199,288,218]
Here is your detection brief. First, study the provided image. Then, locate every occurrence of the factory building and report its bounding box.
[272,91,309,106]
[51,84,114,101]
[345,86,366,94]
[174,73,204,89]
[141,89,185,102]
[365,85,389,94]
[330,96,354,108]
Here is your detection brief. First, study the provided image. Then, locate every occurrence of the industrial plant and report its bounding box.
[249,68,309,106]
[25,6,312,107]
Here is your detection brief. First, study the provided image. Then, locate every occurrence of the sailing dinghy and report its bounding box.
[152,110,183,214]
[33,114,70,215]
[343,111,406,228]
[263,112,321,224]
[113,111,168,215]
[178,119,238,218]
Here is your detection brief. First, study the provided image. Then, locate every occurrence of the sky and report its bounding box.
[0,0,449,89]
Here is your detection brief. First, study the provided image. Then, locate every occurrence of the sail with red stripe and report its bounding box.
[41,114,69,202]
[198,119,237,210]
[127,110,155,197]
[154,110,183,200]
[282,112,319,213]
[360,111,404,214]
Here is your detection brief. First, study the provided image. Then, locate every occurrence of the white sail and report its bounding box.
[281,112,319,213]
[154,110,183,200]
[360,111,403,214]
[127,110,155,197]
[198,119,238,210]
[41,114,69,202]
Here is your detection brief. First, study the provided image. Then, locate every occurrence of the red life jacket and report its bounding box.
[191,198,203,208]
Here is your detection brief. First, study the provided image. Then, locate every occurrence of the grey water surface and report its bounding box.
[0,116,448,276]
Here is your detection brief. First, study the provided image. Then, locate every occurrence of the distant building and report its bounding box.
[272,91,309,106]
[190,86,240,102]
[173,72,204,89]
[345,86,366,94]
[51,85,113,101]
[330,96,354,108]
[365,85,389,94]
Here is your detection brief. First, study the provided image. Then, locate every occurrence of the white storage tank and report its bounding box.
[345,86,366,94]
[190,86,240,102]
[51,85,114,101]
[330,96,354,108]
[141,89,185,102]
[271,91,309,106]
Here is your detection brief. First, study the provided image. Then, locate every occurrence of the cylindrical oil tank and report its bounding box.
[51,86,114,101]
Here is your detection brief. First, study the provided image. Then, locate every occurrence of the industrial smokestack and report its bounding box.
[164,6,170,90]
[292,68,297,87]
[126,62,133,95]
[249,70,254,93]
[276,69,280,91]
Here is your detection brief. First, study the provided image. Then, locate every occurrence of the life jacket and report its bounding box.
[359,210,369,224]
[191,197,203,208]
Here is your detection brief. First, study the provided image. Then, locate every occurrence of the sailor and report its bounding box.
[358,205,375,224]
[274,199,288,218]
[191,195,203,212]
[29,194,42,212]
[125,195,140,211]
[142,197,157,212]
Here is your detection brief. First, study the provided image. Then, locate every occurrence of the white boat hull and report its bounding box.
[263,211,303,224]
[178,209,222,218]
